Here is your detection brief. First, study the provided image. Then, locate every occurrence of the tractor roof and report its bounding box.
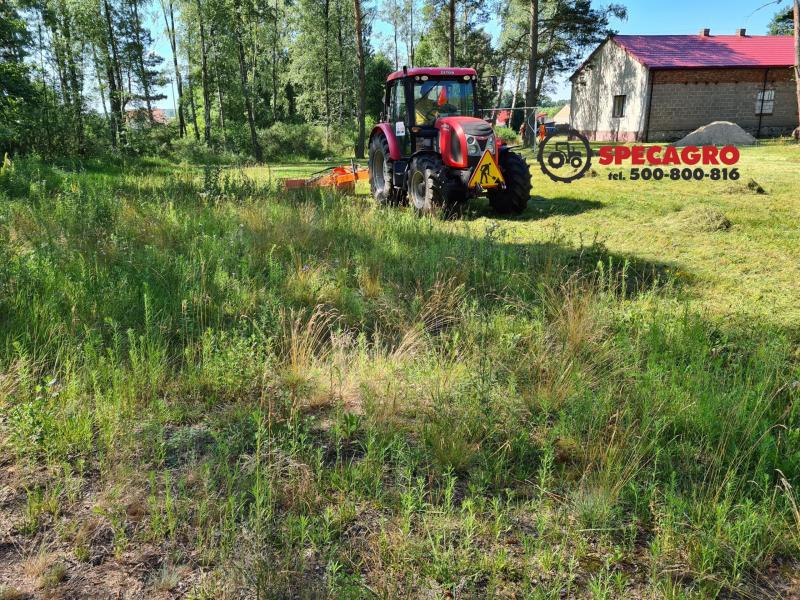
[387,67,477,82]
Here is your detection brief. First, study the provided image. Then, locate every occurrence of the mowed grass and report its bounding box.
[255,142,800,327]
[0,149,798,599]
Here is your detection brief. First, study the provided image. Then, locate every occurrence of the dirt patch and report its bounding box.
[0,463,203,600]
[675,121,757,147]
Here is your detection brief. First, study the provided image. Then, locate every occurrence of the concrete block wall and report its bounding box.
[647,68,796,141]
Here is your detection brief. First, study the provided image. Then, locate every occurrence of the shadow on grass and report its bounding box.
[285,190,678,305]
[466,195,605,222]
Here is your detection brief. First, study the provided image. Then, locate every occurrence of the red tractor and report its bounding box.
[368,67,532,215]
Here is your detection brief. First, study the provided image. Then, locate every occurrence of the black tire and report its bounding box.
[548,152,565,169]
[488,151,532,215]
[407,154,464,216]
[368,134,400,205]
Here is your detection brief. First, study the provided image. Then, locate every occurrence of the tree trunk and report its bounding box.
[92,46,110,125]
[272,0,279,122]
[353,0,366,158]
[234,2,262,161]
[492,57,508,124]
[102,0,124,147]
[511,61,522,113]
[210,32,227,147]
[525,0,539,146]
[448,0,456,67]
[335,0,345,125]
[392,0,398,69]
[37,22,53,155]
[195,0,212,145]
[408,0,414,66]
[186,70,201,141]
[131,0,154,123]
[323,0,331,143]
[162,0,185,136]
[525,0,539,108]
[60,10,85,152]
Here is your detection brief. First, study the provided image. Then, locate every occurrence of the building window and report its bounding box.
[612,95,626,118]
[756,89,774,115]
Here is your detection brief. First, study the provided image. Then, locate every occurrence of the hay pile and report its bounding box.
[668,205,732,233]
[674,121,757,147]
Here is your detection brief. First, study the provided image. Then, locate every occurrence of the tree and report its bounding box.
[0,0,36,154]
[509,0,625,115]
[232,0,262,160]
[120,0,165,122]
[161,0,186,136]
[353,0,366,158]
[448,0,455,66]
[194,0,212,145]
[769,6,793,35]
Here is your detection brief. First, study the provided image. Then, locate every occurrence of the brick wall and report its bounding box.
[647,68,797,141]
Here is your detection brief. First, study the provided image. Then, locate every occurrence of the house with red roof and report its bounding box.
[569,30,797,141]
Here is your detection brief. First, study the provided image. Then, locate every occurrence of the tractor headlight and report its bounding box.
[486,134,496,155]
[466,135,481,156]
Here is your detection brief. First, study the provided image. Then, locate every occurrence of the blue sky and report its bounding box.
[152,0,789,109]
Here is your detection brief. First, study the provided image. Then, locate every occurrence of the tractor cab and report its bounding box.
[369,67,531,214]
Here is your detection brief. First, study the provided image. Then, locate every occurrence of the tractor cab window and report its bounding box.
[414,79,475,127]
[388,82,407,124]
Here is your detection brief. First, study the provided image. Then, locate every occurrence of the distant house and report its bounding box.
[125,108,170,127]
[552,103,570,125]
[494,110,512,127]
[570,30,797,141]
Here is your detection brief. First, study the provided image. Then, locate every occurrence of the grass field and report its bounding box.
[1,145,799,599]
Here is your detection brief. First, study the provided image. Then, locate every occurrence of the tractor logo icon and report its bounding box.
[537,129,593,183]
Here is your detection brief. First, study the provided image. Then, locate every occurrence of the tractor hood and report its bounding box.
[436,116,495,169]
[436,116,494,138]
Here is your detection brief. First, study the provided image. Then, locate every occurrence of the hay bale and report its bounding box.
[725,178,767,195]
[674,121,756,147]
[669,205,732,233]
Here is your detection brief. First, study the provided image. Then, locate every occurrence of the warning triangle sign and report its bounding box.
[468,150,505,189]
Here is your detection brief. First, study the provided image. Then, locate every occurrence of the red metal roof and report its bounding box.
[386,67,477,81]
[613,35,795,70]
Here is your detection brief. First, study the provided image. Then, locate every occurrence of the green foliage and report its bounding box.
[260,122,326,160]
[0,155,798,597]
[768,7,794,36]
[494,126,521,145]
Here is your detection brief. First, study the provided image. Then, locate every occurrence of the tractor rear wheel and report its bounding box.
[407,154,463,215]
[488,151,532,215]
[369,134,400,205]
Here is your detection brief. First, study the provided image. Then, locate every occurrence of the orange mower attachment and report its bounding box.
[281,161,369,194]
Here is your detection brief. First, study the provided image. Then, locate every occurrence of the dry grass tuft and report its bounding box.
[23,553,67,590]
[0,587,27,600]
[280,305,337,376]
[417,276,466,335]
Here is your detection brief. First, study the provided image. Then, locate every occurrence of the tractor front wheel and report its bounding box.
[407,154,462,215]
[369,134,400,206]
[488,151,532,215]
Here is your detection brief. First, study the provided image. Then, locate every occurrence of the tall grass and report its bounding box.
[0,156,798,598]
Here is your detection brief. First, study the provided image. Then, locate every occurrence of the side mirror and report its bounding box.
[490,76,498,92]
